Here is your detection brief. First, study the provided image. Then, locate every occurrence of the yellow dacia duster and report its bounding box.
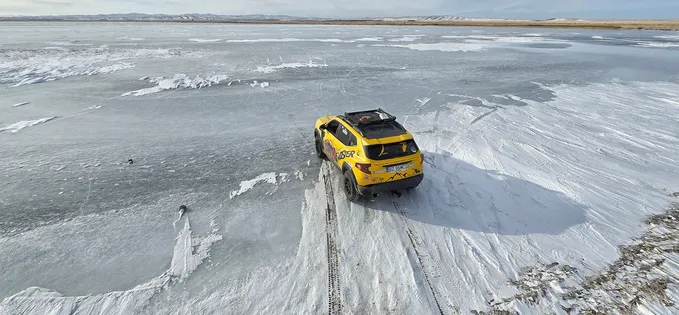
[314,108,424,201]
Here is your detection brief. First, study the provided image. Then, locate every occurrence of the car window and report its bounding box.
[325,120,340,135]
[365,139,418,160]
[335,124,355,146]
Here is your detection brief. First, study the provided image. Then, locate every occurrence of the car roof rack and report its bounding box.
[341,108,397,126]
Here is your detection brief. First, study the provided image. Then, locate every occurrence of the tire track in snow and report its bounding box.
[392,195,446,315]
[323,168,343,314]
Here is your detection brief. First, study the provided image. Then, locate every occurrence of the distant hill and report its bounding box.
[0,13,520,22]
[0,13,329,21]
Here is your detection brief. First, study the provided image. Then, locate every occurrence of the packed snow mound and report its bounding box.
[254,60,328,73]
[374,42,487,52]
[122,74,230,96]
[170,219,223,282]
[0,117,56,133]
[0,47,197,87]
[0,216,221,315]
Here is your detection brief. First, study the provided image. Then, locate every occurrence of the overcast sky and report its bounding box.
[2,0,678,19]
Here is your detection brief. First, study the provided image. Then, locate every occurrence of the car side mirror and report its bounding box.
[319,124,327,130]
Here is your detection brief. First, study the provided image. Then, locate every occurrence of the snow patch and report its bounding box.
[229,172,278,199]
[223,38,380,43]
[654,35,679,40]
[254,60,327,73]
[375,42,487,52]
[117,36,144,41]
[443,35,547,43]
[388,35,424,42]
[189,38,222,43]
[636,42,679,48]
[249,80,269,88]
[354,37,383,42]
[122,74,230,96]
[278,173,291,183]
[44,41,90,46]
[0,216,221,315]
[12,102,29,107]
[170,219,222,282]
[0,117,56,133]
[416,97,432,106]
[228,172,300,198]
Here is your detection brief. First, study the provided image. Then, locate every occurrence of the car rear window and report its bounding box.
[364,139,419,160]
[358,121,407,139]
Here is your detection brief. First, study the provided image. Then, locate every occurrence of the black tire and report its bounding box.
[314,132,326,159]
[343,169,360,202]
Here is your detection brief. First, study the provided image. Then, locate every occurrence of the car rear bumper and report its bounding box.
[357,174,424,195]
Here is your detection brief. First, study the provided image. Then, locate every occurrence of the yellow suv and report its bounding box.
[314,108,424,201]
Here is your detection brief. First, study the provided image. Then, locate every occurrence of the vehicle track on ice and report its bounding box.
[392,194,446,315]
[323,169,343,315]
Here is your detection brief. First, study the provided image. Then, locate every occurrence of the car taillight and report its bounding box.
[420,153,424,164]
[355,163,371,174]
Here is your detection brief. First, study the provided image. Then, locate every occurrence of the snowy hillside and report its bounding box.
[1,22,678,315]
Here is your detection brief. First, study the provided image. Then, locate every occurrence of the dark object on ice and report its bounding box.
[179,205,187,211]
[391,190,402,198]
[128,159,134,164]
[672,192,679,198]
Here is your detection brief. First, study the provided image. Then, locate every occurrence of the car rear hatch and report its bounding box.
[362,139,422,178]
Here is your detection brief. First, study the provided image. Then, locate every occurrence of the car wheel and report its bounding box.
[343,170,360,202]
[314,132,326,159]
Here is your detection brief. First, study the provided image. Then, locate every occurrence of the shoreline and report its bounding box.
[1,19,678,31]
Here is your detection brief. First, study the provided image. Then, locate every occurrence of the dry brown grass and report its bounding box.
[473,202,679,314]
[2,18,679,31]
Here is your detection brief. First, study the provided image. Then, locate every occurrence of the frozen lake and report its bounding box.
[1,22,679,314]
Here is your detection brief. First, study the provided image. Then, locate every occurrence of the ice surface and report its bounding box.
[2,22,679,315]
[375,42,488,52]
[443,35,548,42]
[0,117,56,133]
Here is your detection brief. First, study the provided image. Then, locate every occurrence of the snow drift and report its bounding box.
[254,60,328,74]
[122,74,230,96]
[0,216,222,315]
[0,47,201,87]
[0,117,56,133]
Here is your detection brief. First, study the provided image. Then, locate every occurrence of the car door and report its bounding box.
[333,122,358,166]
[321,119,343,165]
[322,120,356,167]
